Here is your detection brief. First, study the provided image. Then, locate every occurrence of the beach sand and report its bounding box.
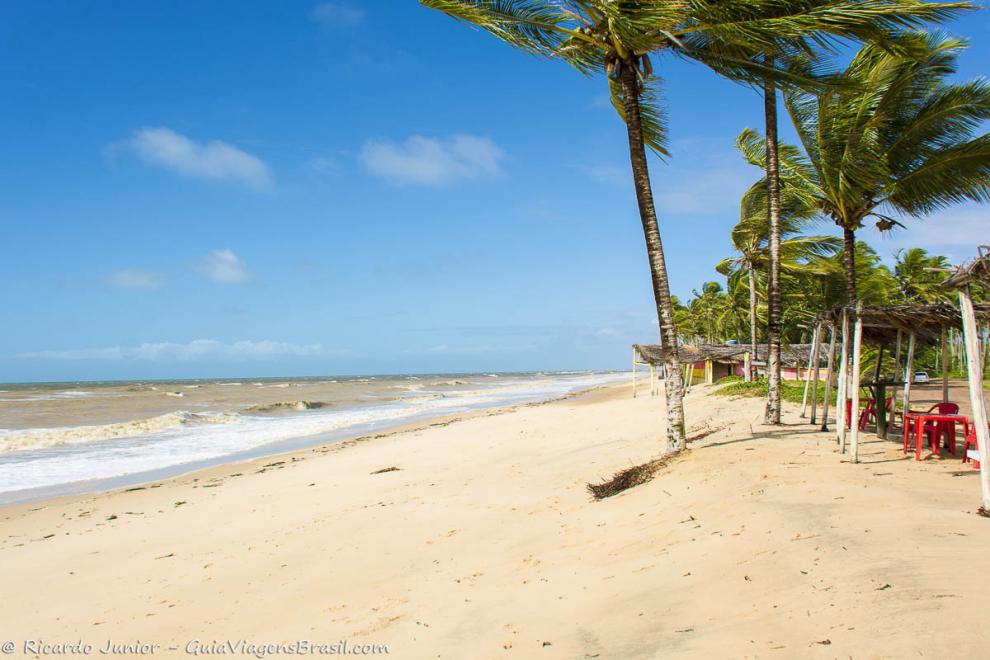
[1,383,988,658]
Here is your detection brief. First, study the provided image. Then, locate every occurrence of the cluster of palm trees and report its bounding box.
[422,0,990,453]
[682,244,954,346]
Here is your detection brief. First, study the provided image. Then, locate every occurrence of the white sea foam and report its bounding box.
[0,390,96,402]
[0,411,242,452]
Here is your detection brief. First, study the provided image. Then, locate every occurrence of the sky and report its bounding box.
[1,1,988,382]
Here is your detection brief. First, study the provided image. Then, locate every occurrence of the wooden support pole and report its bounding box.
[821,324,837,432]
[958,288,990,513]
[850,308,864,464]
[800,325,818,418]
[902,333,916,427]
[810,322,823,425]
[894,330,903,381]
[941,328,950,402]
[838,309,850,450]
[632,347,638,398]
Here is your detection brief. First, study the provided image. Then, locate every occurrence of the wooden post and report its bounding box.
[901,333,916,427]
[744,352,751,382]
[810,322,823,425]
[632,347,638,398]
[800,325,818,418]
[894,330,903,381]
[838,309,850,449]
[958,288,990,512]
[941,328,950,402]
[850,307,864,463]
[821,324,837,432]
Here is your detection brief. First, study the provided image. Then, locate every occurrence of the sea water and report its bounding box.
[0,372,627,504]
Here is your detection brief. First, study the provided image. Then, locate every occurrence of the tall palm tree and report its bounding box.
[421,0,970,449]
[747,1,968,423]
[780,31,990,303]
[717,153,840,378]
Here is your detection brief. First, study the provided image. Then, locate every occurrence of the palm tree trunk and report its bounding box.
[618,61,686,452]
[748,265,758,381]
[763,71,783,425]
[842,226,858,303]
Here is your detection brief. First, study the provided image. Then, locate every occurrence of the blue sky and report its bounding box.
[1,1,988,382]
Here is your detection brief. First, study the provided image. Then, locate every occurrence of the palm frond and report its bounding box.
[609,74,669,157]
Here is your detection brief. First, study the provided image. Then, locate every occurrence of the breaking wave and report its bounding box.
[0,411,242,452]
[245,401,333,413]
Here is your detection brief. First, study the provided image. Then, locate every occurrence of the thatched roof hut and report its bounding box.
[633,343,815,368]
[816,302,990,345]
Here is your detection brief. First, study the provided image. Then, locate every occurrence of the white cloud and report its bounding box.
[425,343,494,354]
[106,269,165,290]
[884,205,988,261]
[121,127,273,191]
[196,249,252,283]
[17,340,328,361]
[360,135,505,186]
[310,2,364,27]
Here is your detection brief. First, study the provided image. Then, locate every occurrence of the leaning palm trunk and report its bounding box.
[763,74,783,425]
[842,227,858,303]
[748,265,759,381]
[619,62,686,451]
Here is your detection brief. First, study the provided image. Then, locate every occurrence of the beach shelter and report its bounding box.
[816,247,990,513]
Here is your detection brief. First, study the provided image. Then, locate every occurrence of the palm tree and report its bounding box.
[420,0,968,449]
[717,155,840,378]
[748,2,967,423]
[893,247,952,302]
[780,32,990,303]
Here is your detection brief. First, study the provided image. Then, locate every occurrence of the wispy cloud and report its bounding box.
[884,205,988,262]
[17,340,329,361]
[360,135,505,186]
[308,156,339,177]
[118,127,273,191]
[310,2,364,27]
[106,269,166,290]
[196,249,252,284]
[576,162,627,186]
[652,137,754,215]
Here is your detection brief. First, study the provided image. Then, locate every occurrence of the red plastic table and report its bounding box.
[903,412,971,460]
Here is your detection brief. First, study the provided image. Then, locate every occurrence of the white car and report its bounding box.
[913,371,930,384]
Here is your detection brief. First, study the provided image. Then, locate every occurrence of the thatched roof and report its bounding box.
[816,302,990,345]
[944,245,990,289]
[634,343,815,368]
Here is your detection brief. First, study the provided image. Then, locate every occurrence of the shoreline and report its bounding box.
[0,381,627,510]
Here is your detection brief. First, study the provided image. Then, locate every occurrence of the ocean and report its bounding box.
[0,371,627,504]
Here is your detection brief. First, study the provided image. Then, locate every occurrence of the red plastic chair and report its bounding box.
[962,424,987,469]
[857,397,892,430]
[922,403,960,453]
[845,396,878,429]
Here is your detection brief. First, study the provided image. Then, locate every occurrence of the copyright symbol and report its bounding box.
[1,641,15,654]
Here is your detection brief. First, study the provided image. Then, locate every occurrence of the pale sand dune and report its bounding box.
[1,383,988,658]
